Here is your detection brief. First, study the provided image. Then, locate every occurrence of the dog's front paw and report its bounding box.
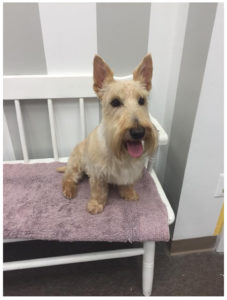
[87,199,104,214]
[119,185,139,201]
[123,190,139,201]
[62,180,77,199]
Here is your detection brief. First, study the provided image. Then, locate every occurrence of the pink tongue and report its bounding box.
[126,141,143,158]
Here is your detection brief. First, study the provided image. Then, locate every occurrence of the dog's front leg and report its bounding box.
[87,177,108,214]
[118,184,139,201]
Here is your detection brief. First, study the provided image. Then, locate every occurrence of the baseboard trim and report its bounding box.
[170,236,217,255]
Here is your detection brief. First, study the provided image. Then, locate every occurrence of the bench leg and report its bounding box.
[142,241,155,296]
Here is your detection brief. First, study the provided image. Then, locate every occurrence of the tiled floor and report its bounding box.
[3,240,224,296]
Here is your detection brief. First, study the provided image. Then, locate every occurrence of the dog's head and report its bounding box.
[93,54,158,160]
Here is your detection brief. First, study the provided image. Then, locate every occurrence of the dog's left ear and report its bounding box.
[93,55,114,98]
[133,54,153,91]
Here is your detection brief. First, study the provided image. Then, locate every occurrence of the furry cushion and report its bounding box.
[3,163,169,242]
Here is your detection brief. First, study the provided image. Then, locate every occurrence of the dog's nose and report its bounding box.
[130,127,145,140]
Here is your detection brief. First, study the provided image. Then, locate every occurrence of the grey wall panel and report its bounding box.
[4,101,53,160]
[3,3,47,75]
[4,102,23,160]
[20,100,53,159]
[163,3,217,233]
[97,3,151,76]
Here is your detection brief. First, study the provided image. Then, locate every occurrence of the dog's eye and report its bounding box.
[138,97,145,105]
[111,98,122,107]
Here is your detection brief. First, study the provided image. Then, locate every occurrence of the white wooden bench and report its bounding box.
[3,74,175,296]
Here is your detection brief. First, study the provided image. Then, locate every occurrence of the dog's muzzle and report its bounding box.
[125,127,145,158]
[129,127,145,140]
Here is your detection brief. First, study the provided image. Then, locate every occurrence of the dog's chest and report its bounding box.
[108,163,144,185]
[104,158,145,185]
[85,124,146,185]
[85,155,145,185]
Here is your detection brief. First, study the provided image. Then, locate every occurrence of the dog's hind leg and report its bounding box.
[56,166,66,173]
[62,142,85,199]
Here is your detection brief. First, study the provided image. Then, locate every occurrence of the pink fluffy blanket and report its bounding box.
[3,163,169,242]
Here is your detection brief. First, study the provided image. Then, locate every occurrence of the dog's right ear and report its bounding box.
[93,55,114,98]
[133,54,153,91]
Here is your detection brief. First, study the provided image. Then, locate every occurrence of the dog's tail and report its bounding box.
[56,166,66,173]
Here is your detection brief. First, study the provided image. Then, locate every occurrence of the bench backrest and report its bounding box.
[3,74,167,168]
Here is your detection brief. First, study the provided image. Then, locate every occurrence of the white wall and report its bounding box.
[147,3,189,182]
[3,3,47,75]
[39,3,97,75]
[173,3,224,240]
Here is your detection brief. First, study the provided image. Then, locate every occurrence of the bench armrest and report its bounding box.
[150,169,175,225]
[149,114,168,145]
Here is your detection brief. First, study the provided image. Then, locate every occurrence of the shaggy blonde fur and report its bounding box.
[60,54,158,214]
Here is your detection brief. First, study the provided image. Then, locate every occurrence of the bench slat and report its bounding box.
[47,99,59,160]
[14,100,29,163]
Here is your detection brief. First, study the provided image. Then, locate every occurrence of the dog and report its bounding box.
[58,54,158,214]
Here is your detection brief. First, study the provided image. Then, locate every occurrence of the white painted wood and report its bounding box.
[114,75,133,80]
[14,100,29,163]
[146,149,159,173]
[4,248,144,271]
[149,114,168,145]
[79,98,86,139]
[4,75,95,100]
[38,3,97,75]
[3,239,29,243]
[99,102,102,123]
[3,112,15,161]
[47,99,59,160]
[3,157,68,164]
[3,75,135,100]
[146,158,152,172]
[143,241,155,296]
[150,170,175,225]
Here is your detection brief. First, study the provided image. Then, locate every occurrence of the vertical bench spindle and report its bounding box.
[47,99,59,161]
[79,98,86,140]
[14,99,29,163]
[99,101,102,123]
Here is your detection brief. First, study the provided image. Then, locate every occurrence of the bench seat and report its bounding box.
[3,162,169,243]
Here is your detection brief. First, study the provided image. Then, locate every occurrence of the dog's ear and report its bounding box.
[93,55,114,98]
[133,54,153,91]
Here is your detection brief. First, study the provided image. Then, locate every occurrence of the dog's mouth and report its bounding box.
[125,140,144,158]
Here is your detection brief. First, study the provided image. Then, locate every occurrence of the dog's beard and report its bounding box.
[105,122,158,160]
[106,126,125,160]
[143,123,158,157]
